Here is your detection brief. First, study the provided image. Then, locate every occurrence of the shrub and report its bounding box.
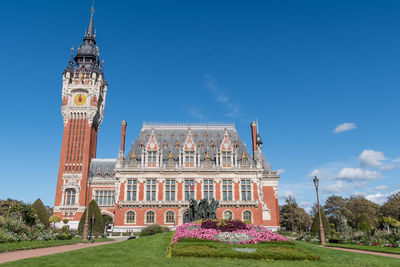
[9,202,38,226]
[57,233,72,240]
[61,225,69,233]
[78,200,104,237]
[311,210,331,236]
[32,199,50,228]
[139,224,168,237]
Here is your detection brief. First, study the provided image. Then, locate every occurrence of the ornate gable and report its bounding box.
[146,131,159,151]
[183,130,196,152]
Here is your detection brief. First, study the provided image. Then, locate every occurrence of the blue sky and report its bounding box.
[1,0,399,211]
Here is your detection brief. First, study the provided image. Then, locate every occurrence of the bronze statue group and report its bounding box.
[189,198,219,221]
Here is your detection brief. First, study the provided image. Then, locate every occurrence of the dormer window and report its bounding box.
[183,132,196,167]
[220,133,232,168]
[104,168,110,178]
[185,151,195,167]
[204,152,211,166]
[96,168,102,178]
[241,152,248,166]
[147,151,157,167]
[130,151,138,166]
[167,151,175,166]
[146,134,158,168]
[222,151,232,167]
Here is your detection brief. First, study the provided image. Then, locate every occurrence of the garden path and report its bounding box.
[326,246,400,259]
[0,240,122,264]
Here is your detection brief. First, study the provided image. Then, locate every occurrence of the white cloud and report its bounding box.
[205,75,239,117]
[336,167,381,181]
[365,192,387,204]
[308,169,332,180]
[334,122,356,133]
[322,181,346,194]
[359,150,386,167]
[380,164,395,171]
[276,168,286,175]
[372,185,388,191]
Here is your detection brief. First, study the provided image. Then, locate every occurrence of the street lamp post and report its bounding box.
[313,176,326,245]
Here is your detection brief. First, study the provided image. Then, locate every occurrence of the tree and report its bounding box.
[9,202,38,226]
[78,200,104,237]
[311,210,331,235]
[381,192,400,220]
[324,195,347,231]
[279,196,311,232]
[345,196,380,228]
[31,198,50,228]
[357,213,374,234]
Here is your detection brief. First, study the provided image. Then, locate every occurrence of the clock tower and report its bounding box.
[53,8,108,225]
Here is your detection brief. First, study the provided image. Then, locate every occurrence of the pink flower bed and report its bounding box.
[173,222,288,244]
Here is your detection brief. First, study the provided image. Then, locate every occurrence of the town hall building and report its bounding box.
[53,9,281,232]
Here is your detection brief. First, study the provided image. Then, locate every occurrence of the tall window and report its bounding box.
[165,211,174,223]
[65,189,76,205]
[203,179,213,200]
[147,151,157,167]
[127,179,137,201]
[126,211,135,224]
[184,179,195,200]
[165,179,176,201]
[241,158,248,166]
[185,151,195,167]
[223,210,233,220]
[222,151,232,167]
[241,179,252,201]
[146,179,157,201]
[243,211,252,222]
[222,180,232,201]
[95,191,115,206]
[146,211,155,223]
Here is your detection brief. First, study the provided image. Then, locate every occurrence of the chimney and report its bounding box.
[250,121,257,158]
[120,120,127,154]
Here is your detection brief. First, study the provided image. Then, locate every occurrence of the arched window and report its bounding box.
[65,189,76,205]
[223,210,233,220]
[146,211,155,223]
[165,211,175,223]
[126,211,135,224]
[243,211,252,222]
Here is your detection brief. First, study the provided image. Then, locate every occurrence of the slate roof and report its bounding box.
[123,123,272,170]
[89,158,116,178]
[88,123,272,177]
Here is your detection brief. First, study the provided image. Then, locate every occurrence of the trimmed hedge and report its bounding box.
[32,199,49,228]
[311,210,331,235]
[78,200,104,237]
[171,240,318,260]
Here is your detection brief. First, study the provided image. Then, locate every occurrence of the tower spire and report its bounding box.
[86,6,95,39]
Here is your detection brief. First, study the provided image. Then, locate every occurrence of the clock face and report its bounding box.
[74,94,86,106]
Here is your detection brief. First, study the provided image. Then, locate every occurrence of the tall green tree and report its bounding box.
[381,192,400,220]
[345,196,380,228]
[323,195,346,230]
[279,196,311,232]
[311,210,331,235]
[78,200,104,237]
[31,198,50,228]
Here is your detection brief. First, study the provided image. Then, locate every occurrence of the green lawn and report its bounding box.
[1,232,400,266]
[0,238,112,253]
[326,242,400,255]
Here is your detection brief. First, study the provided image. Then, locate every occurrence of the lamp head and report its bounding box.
[313,176,319,189]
